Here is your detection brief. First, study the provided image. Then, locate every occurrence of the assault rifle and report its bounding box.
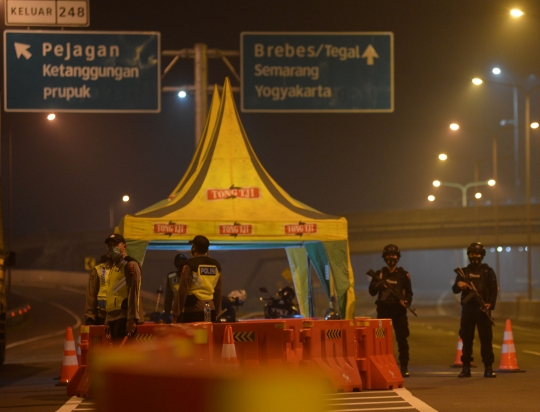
[454,267,495,326]
[366,269,417,317]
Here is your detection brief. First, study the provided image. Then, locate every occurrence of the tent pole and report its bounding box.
[307,255,314,317]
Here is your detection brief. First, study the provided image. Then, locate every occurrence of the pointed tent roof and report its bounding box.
[119,78,355,318]
[121,78,348,245]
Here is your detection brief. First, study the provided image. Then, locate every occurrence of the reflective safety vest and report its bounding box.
[106,257,138,312]
[95,263,110,311]
[167,271,180,295]
[187,256,221,301]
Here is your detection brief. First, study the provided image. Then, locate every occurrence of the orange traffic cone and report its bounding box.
[451,337,465,367]
[497,319,523,372]
[221,325,238,365]
[57,327,79,386]
[451,337,476,368]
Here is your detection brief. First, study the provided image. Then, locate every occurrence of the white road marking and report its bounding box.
[55,396,84,412]
[493,344,502,349]
[327,395,400,401]
[324,390,394,397]
[327,407,415,411]
[395,387,438,411]
[325,388,437,411]
[60,285,86,295]
[522,350,540,356]
[6,301,81,349]
[328,400,412,406]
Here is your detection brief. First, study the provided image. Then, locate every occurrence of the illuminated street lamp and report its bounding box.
[47,113,56,121]
[447,122,511,278]
[472,77,540,301]
[432,179,495,208]
[510,9,524,18]
[110,195,130,228]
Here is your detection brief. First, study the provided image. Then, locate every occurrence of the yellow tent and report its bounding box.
[119,79,355,319]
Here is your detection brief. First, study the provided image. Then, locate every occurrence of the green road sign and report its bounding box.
[241,32,393,113]
[4,30,161,112]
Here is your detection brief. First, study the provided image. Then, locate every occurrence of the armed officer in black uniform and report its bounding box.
[368,244,413,377]
[452,242,498,378]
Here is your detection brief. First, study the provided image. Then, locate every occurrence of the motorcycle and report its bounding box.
[259,286,301,319]
[217,290,247,322]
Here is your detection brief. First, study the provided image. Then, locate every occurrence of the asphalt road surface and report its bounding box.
[1,285,539,412]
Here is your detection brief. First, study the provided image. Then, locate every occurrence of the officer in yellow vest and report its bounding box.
[163,253,188,323]
[103,234,142,340]
[84,254,112,325]
[172,235,222,323]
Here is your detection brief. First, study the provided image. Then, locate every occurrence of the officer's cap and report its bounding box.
[104,233,126,245]
[189,235,210,253]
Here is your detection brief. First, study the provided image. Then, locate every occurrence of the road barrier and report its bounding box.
[211,320,297,368]
[354,318,403,390]
[68,316,404,398]
[299,319,362,392]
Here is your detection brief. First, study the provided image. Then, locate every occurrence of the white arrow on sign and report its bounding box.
[361,44,379,65]
[14,42,32,60]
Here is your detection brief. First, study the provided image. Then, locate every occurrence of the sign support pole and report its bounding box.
[161,46,240,145]
[194,44,208,146]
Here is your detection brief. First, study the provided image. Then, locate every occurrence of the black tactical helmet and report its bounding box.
[382,244,401,259]
[174,253,188,264]
[277,286,296,302]
[467,242,486,257]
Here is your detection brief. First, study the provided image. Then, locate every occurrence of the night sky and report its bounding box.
[2,0,540,237]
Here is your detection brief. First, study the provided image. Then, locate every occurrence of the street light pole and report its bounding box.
[110,195,130,229]
[492,131,500,289]
[433,180,495,208]
[432,179,496,267]
[473,78,540,301]
[161,46,240,145]
[448,123,510,285]
[525,91,532,300]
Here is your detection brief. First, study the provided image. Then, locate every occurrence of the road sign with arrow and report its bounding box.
[241,32,393,112]
[4,30,160,112]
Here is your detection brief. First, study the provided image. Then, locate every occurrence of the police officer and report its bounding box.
[84,254,112,325]
[368,244,413,377]
[452,242,498,378]
[172,235,222,323]
[103,234,142,341]
[163,253,188,323]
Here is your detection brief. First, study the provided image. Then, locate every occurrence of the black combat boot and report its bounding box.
[484,364,497,378]
[458,363,471,378]
[400,364,409,378]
